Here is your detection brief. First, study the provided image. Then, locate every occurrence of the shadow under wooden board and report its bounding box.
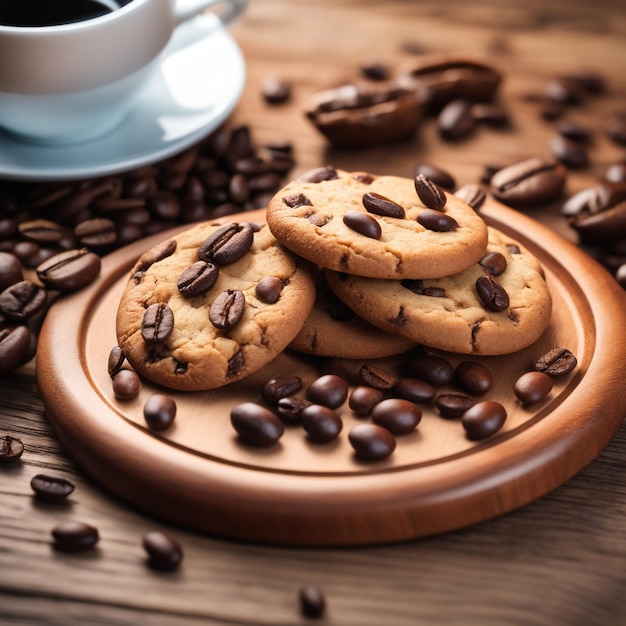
[37,201,626,546]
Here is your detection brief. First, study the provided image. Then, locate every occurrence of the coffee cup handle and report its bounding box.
[175,0,248,27]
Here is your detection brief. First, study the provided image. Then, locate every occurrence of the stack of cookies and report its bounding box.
[267,166,552,358]
[115,166,552,392]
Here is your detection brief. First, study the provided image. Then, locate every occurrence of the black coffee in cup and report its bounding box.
[0,0,131,27]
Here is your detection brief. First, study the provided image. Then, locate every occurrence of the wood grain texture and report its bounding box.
[2,0,626,623]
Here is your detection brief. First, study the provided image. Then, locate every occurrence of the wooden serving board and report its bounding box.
[37,201,626,546]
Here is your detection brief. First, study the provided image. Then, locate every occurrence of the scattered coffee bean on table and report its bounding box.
[51,521,99,552]
[31,474,75,502]
[0,434,24,464]
[299,583,326,619]
[142,531,183,571]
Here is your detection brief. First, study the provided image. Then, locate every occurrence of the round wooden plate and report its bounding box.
[37,201,626,546]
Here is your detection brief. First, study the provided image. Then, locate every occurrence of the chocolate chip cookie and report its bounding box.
[288,270,416,359]
[116,221,316,391]
[326,227,552,355]
[266,167,488,279]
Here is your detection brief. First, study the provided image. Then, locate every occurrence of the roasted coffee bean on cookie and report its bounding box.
[266,168,488,280]
[116,220,315,391]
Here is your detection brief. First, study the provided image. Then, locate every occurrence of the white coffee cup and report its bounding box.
[0,0,248,145]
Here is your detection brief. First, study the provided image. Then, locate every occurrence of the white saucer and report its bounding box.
[0,14,246,182]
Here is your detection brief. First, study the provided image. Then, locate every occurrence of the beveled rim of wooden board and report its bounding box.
[37,201,626,546]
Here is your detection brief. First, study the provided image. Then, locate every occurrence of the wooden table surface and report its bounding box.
[2,1,626,624]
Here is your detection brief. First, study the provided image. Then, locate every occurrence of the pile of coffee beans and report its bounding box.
[0,124,295,378]
[228,345,577,461]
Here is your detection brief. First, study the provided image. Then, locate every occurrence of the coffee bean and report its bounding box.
[462,401,507,439]
[112,369,141,400]
[476,275,509,312]
[398,58,501,112]
[348,423,396,461]
[479,251,507,276]
[550,135,589,169]
[362,192,405,219]
[134,240,178,283]
[143,531,184,571]
[276,396,310,424]
[306,374,349,409]
[301,404,343,443]
[605,113,626,146]
[394,377,436,403]
[209,289,245,331]
[228,174,250,204]
[31,474,75,502]
[435,393,475,419]
[231,402,284,446]
[146,191,181,221]
[562,72,605,94]
[514,371,554,404]
[0,434,24,464]
[414,174,446,211]
[299,584,326,619]
[0,280,47,321]
[12,241,43,268]
[490,158,567,207]
[177,261,219,297]
[255,276,284,304]
[438,99,476,140]
[198,223,254,266]
[261,75,292,104]
[359,61,390,81]
[405,354,454,386]
[454,361,494,396]
[534,347,577,377]
[261,375,303,404]
[545,77,586,105]
[107,345,125,377]
[556,121,592,143]
[0,251,24,292]
[74,218,117,248]
[349,386,384,416]
[0,326,31,375]
[51,521,99,552]
[144,394,177,431]
[571,201,626,245]
[417,208,458,232]
[371,398,421,435]
[18,219,64,244]
[358,364,395,391]
[141,303,174,343]
[414,164,456,191]
[471,102,509,126]
[343,211,382,239]
[305,83,423,148]
[36,248,101,292]
[454,183,487,211]
[297,166,339,184]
